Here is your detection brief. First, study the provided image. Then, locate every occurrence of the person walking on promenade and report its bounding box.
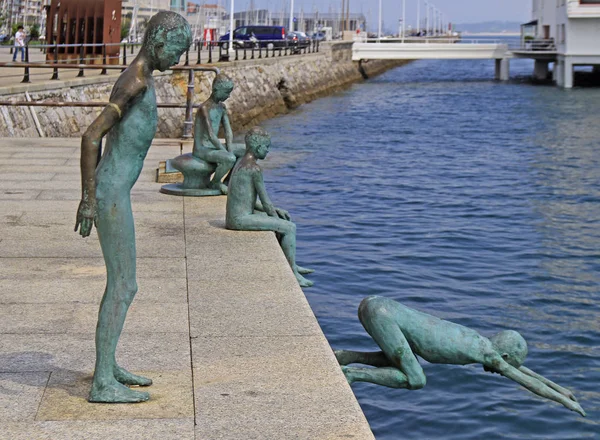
[12,26,25,62]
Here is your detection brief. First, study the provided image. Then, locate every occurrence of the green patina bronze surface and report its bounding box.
[161,73,245,196]
[75,11,192,404]
[335,296,586,417]
[225,127,314,288]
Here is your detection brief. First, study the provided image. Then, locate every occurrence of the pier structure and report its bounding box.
[517,0,600,88]
[353,0,600,88]
[0,137,375,439]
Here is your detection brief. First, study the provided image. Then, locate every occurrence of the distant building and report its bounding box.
[121,0,169,21]
[1,0,49,32]
[523,0,600,87]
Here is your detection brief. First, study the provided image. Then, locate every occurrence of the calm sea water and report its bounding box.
[259,57,600,439]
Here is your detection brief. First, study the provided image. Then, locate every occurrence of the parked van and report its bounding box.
[220,26,287,49]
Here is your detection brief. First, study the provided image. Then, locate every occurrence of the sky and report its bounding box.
[221,0,531,32]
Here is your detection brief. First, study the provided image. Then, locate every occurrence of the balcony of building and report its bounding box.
[568,0,600,18]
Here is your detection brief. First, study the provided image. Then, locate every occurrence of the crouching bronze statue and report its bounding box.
[336,296,586,417]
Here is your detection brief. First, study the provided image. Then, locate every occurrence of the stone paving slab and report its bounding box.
[0,138,374,439]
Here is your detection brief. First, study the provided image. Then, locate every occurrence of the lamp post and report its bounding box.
[378,0,382,40]
[417,0,420,36]
[289,0,294,32]
[229,0,235,55]
[426,2,430,37]
[401,0,405,42]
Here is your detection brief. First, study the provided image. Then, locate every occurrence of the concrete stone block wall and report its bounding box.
[0,43,407,138]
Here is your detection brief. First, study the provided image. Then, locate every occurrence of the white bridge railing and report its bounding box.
[355,37,556,53]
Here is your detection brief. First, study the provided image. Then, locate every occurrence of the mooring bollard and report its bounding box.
[101,44,107,75]
[77,43,85,77]
[51,42,59,80]
[21,46,30,83]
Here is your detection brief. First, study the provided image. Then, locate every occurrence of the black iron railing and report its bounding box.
[0,39,321,84]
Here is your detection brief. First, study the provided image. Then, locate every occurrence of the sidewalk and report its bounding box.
[0,138,374,439]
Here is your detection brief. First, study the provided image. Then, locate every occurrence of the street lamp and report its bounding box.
[425,1,430,37]
[289,0,294,32]
[401,0,405,43]
[417,0,420,36]
[229,0,235,55]
[378,0,382,40]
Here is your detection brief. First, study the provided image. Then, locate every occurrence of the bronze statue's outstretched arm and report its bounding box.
[75,82,147,237]
[494,357,586,416]
[519,366,578,402]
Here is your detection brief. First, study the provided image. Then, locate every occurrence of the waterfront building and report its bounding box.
[521,0,600,87]
[1,0,49,32]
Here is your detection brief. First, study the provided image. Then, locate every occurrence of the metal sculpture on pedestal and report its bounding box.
[225,127,315,288]
[335,296,586,416]
[75,11,192,403]
[160,73,245,196]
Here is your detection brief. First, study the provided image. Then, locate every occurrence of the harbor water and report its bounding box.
[260,57,600,439]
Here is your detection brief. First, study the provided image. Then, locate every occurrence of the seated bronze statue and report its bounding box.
[335,296,586,417]
[225,127,314,287]
[161,73,245,196]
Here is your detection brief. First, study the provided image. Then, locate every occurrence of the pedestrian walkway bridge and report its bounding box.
[352,38,510,62]
[351,37,558,82]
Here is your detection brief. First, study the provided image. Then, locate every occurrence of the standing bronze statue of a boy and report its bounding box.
[75,11,192,403]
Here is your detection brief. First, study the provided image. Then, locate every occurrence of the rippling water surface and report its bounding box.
[258,58,600,439]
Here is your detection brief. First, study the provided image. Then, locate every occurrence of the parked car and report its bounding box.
[287,31,311,52]
[312,32,326,42]
[220,26,287,50]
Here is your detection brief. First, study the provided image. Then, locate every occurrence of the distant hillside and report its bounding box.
[453,21,522,34]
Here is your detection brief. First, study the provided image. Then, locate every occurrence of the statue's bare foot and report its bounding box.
[210,181,228,195]
[296,265,315,275]
[89,380,150,403]
[341,366,356,384]
[296,273,314,288]
[114,366,152,387]
[334,350,355,366]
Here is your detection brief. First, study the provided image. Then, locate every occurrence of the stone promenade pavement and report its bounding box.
[0,138,374,439]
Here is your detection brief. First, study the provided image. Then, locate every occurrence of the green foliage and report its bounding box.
[12,23,24,36]
[121,18,131,40]
[30,24,40,40]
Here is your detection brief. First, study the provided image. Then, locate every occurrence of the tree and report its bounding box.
[30,24,40,40]
[12,23,24,36]
[121,18,131,40]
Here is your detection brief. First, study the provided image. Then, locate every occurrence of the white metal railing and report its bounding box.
[508,39,557,52]
[358,37,557,52]
[362,37,508,45]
